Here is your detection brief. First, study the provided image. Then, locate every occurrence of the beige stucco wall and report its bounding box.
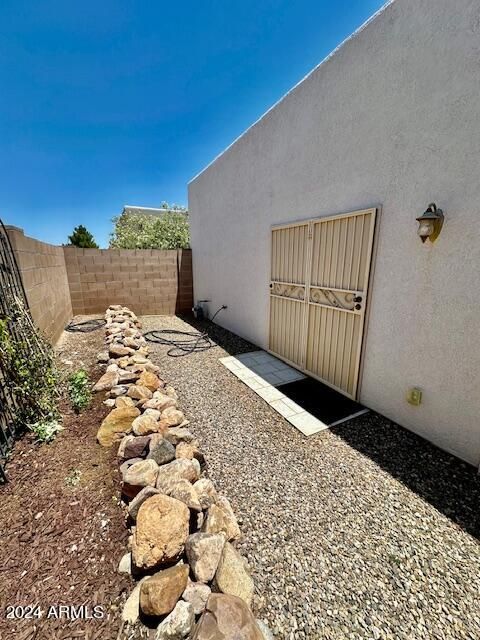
[6,226,73,344]
[189,0,480,466]
[64,247,193,316]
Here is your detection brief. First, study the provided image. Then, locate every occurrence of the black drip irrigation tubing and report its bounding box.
[65,306,226,355]
[65,318,106,333]
[143,305,226,357]
[143,329,215,357]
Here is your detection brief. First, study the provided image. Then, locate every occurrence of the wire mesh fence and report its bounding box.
[0,220,31,481]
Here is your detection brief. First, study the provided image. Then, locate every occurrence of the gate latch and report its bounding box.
[353,295,363,310]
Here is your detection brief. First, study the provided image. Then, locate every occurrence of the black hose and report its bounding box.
[143,305,227,357]
[65,318,106,333]
[143,329,214,357]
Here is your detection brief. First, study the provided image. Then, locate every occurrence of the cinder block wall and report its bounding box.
[63,247,193,316]
[5,226,73,343]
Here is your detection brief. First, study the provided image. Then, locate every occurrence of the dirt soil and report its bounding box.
[0,317,132,640]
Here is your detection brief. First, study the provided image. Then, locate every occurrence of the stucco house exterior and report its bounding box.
[188,0,480,467]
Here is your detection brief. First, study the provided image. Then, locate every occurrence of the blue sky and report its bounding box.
[0,0,385,247]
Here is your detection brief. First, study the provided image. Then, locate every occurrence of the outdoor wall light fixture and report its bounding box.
[416,203,444,243]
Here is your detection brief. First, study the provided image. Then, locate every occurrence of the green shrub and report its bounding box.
[0,302,60,431]
[30,419,63,443]
[109,208,190,250]
[68,369,92,413]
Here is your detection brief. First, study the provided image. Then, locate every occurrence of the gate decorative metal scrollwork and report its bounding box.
[309,287,356,311]
[0,219,30,482]
[271,282,306,301]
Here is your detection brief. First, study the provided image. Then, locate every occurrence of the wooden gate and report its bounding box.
[269,208,377,399]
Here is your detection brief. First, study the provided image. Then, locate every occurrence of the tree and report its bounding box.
[109,205,190,250]
[68,225,99,248]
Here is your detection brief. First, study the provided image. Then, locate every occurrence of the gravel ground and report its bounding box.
[141,314,480,640]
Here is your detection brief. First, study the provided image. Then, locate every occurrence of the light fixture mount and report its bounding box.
[416,203,444,243]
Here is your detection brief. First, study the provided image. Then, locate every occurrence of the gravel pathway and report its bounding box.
[142,315,480,640]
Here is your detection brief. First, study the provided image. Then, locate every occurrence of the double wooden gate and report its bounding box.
[269,208,377,399]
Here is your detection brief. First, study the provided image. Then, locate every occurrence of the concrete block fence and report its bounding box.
[5,226,193,343]
[5,226,73,344]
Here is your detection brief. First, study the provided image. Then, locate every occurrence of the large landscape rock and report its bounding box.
[119,457,143,476]
[118,552,132,575]
[122,459,159,488]
[156,477,202,511]
[124,327,140,337]
[155,601,194,640]
[122,577,148,624]
[117,356,133,369]
[182,580,211,615]
[127,486,161,521]
[164,385,178,399]
[191,594,264,640]
[185,532,226,583]
[138,370,163,391]
[148,438,176,465]
[145,361,161,373]
[144,393,177,412]
[117,434,135,458]
[109,385,128,397]
[122,435,151,460]
[193,479,217,510]
[214,542,254,605]
[144,408,162,421]
[110,343,133,358]
[165,427,195,446]
[202,502,241,541]
[115,396,135,408]
[132,354,149,364]
[97,406,140,447]
[159,407,185,428]
[123,336,143,349]
[128,385,153,401]
[93,369,119,392]
[132,414,160,436]
[175,442,197,460]
[140,564,189,616]
[99,306,257,636]
[132,494,190,569]
[156,459,200,487]
[118,369,139,384]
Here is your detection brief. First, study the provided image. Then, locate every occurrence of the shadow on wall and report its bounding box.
[330,414,480,540]
[175,250,194,315]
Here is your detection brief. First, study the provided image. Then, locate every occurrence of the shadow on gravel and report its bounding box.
[175,313,257,356]
[331,414,480,540]
[157,315,480,540]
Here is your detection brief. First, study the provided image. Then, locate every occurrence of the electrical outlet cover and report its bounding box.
[407,387,422,406]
